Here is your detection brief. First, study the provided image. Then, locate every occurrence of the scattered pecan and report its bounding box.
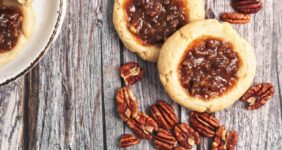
[150,100,178,130]
[153,128,177,150]
[189,112,220,137]
[119,62,145,85]
[173,146,186,150]
[232,0,263,14]
[116,87,138,122]
[212,126,238,150]
[241,83,274,110]
[127,112,158,140]
[119,134,141,148]
[173,123,200,149]
[220,12,251,24]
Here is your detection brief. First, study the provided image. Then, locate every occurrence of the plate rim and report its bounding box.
[0,0,67,86]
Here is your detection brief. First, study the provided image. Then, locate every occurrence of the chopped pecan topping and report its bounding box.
[125,0,189,45]
[179,37,240,99]
[119,62,145,85]
[0,6,23,52]
[150,100,178,130]
[212,126,238,150]
[116,87,138,121]
[220,12,251,24]
[232,0,263,14]
[189,112,220,137]
[173,123,200,149]
[127,112,158,140]
[241,83,274,110]
[119,134,141,148]
[153,128,177,150]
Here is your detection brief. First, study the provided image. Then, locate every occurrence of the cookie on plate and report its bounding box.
[158,19,256,112]
[0,0,34,65]
[113,0,205,62]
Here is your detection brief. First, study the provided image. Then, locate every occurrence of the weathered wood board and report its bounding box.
[0,0,281,149]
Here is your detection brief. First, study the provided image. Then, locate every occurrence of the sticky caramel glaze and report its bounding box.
[0,5,23,52]
[179,37,241,99]
[125,0,188,45]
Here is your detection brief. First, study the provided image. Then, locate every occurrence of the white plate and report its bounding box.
[0,0,67,85]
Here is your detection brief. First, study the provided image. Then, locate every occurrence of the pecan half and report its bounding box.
[173,123,200,149]
[241,83,274,110]
[116,87,138,121]
[127,112,158,140]
[220,12,251,24]
[119,62,145,85]
[154,128,177,150]
[212,126,238,150]
[150,100,178,130]
[189,112,220,137]
[232,0,263,14]
[119,134,141,148]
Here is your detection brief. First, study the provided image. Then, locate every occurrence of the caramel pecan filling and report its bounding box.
[179,37,241,99]
[0,5,23,52]
[125,0,188,45]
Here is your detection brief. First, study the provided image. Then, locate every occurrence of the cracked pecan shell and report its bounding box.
[241,83,274,110]
[220,12,251,24]
[173,123,200,149]
[153,128,177,150]
[150,100,178,130]
[119,134,141,148]
[119,62,145,85]
[116,87,138,121]
[212,126,238,150]
[232,0,263,14]
[189,112,220,137]
[127,112,158,140]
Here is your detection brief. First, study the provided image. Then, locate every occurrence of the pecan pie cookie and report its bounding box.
[113,0,205,62]
[158,19,256,112]
[0,0,34,65]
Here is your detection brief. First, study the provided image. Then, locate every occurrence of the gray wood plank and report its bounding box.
[213,0,282,150]
[100,0,124,149]
[23,0,104,149]
[271,0,282,149]
[0,80,24,150]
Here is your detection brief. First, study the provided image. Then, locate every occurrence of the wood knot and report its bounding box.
[95,19,103,28]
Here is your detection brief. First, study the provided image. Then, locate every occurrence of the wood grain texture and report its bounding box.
[0,80,24,150]
[101,0,123,149]
[22,1,104,149]
[0,0,281,150]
